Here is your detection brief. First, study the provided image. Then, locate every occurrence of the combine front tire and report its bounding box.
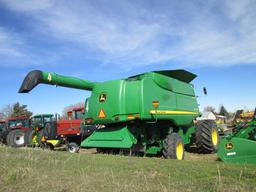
[163,132,184,160]
[195,120,219,153]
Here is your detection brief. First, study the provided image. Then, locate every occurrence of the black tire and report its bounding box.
[6,130,14,146]
[66,142,80,153]
[195,120,219,153]
[11,129,26,147]
[163,132,185,160]
[44,143,54,151]
[25,129,36,146]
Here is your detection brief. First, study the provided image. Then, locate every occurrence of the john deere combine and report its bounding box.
[19,69,219,160]
[218,109,256,164]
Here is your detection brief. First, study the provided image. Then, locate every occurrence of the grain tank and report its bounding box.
[19,69,219,159]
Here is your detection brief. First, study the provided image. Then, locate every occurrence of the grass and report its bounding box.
[0,146,256,192]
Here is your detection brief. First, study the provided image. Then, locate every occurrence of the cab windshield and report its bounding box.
[8,119,29,128]
[74,111,84,120]
[32,116,53,124]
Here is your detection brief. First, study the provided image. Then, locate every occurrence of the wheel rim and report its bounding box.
[211,128,218,146]
[69,145,77,153]
[14,133,25,145]
[176,142,183,160]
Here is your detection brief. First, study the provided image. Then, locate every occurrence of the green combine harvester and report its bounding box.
[218,109,256,164]
[19,69,219,160]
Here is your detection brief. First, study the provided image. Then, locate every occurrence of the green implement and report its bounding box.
[218,111,256,164]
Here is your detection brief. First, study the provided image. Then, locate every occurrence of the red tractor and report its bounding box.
[6,116,31,147]
[42,107,97,152]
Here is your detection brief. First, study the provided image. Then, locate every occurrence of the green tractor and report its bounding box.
[19,69,219,160]
[25,114,58,147]
[218,108,256,164]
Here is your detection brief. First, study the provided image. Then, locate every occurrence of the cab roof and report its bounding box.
[8,116,30,121]
[33,114,53,118]
[129,69,197,83]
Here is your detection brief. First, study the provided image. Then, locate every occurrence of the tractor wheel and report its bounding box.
[44,143,54,151]
[195,120,219,153]
[66,142,80,153]
[6,130,15,146]
[12,129,26,147]
[163,132,184,160]
[25,129,36,146]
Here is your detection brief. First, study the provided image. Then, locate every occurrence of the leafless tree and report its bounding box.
[0,104,14,120]
[203,106,216,114]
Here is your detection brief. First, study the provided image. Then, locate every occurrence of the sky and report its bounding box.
[0,0,255,115]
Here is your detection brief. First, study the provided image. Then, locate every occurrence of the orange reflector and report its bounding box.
[41,136,45,142]
[98,109,106,118]
[152,101,159,109]
[127,114,134,119]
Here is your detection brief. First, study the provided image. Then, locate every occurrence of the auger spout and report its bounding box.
[18,70,95,93]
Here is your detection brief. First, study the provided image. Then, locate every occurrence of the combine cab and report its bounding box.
[19,69,219,159]
[218,109,256,164]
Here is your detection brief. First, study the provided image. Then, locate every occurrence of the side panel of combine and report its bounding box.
[141,73,199,125]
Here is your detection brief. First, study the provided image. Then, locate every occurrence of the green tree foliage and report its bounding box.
[11,102,33,117]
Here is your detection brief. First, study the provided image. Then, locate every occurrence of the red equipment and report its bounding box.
[57,107,84,136]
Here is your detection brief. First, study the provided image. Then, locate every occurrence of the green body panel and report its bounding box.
[85,72,199,126]
[218,119,256,164]
[218,137,256,164]
[81,126,137,148]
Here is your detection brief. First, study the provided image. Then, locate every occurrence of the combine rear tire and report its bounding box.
[66,142,80,153]
[12,129,26,147]
[195,120,219,153]
[163,132,184,160]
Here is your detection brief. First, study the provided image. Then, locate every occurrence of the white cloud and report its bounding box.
[0,27,25,57]
[1,0,256,69]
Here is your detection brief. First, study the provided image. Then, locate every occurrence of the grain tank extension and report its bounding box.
[19,69,219,160]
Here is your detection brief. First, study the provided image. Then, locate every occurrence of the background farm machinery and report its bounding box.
[217,108,256,164]
[0,107,96,152]
[19,69,220,160]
